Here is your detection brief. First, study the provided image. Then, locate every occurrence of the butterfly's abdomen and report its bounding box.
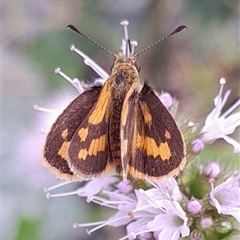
[109,94,124,174]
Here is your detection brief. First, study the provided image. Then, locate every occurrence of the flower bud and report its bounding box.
[189,229,204,240]
[187,200,202,215]
[200,216,213,229]
[204,162,221,178]
[214,219,233,234]
[192,139,205,153]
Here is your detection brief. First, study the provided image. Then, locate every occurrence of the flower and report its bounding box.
[200,78,240,153]
[203,162,221,178]
[148,200,190,240]
[117,180,134,194]
[159,92,173,108]
[187,200,202,215]
[45,176,119,199]
[148,177,183,202]
[191,139,205,153]
[121,179,189,240]
[200,216,213,229]
[56,178,190,240]
[209,173,240,222]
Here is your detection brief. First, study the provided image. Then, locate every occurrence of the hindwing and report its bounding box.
[122,83,186,181]
[42,86,102,180]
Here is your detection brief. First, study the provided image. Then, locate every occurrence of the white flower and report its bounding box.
[73,186,138,235]
[126,187,189,240]
[201,78,240,153]
[45,177,119,199]
[148,177,183,201]
[209,173,240,222]
[147,200,190,240]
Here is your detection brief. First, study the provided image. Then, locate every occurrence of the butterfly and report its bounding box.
[42,23,187,182]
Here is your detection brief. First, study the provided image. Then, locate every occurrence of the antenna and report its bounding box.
[66,24,114,56]
[136,25,188,56]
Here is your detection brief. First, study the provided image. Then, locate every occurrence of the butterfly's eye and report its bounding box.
[134,61,141,72]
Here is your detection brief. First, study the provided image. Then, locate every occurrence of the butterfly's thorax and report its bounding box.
[108,54,139,173]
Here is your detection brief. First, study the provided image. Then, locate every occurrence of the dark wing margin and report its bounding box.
[42,86,102,181]
[127,83,186,181]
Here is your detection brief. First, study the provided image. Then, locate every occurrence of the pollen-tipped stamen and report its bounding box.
[84,215,132,235]
[33,105,55,113]
[46,190,79,199]
[131,41,138,55]
[44,181,72,192]
[120,20,129,40]
[54,67,84,93]
[70,44,109,80]
[120,20,131,57]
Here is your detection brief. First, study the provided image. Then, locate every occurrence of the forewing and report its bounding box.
[127,83,186,181]
[68,82,114,180]
[120,81,139,179]
[42,86,102,181]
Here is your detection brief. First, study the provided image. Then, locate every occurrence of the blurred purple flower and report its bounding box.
[201,78,240,153]
[209,173,240,222]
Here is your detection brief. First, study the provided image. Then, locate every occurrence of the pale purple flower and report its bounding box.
[147,200,190,240]
[45,177,119,199]
[209,173,240,222]
[159,92,173,108]
[204,162,221,178]
[201,78,240,153]
[125,186,189,240]
[117,180,134,194]
[47,176,189,240]
[192,139,205,153]
[187,200,202,215]
[200,217,213,229]
[74,188,137,235]
[148,177,183,201]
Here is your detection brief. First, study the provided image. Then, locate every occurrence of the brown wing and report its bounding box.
[125,83,186,181]
[67,82,115,180]
[120,81,140,180]
[42,86,102,181]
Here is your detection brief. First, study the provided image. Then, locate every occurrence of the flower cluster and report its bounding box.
[40,21,240,240]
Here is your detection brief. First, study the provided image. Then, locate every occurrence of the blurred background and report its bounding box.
[2,0,239,239]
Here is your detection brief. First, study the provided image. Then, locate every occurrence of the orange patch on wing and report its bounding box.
[165,131,171,139]
[136,134,171,160]
[61,129,68,139]
[88,84,109,125]
[121,81,139,127]
[78,128,89,141]
[140,102,152,127]
[121,102,129,127]
[58,141,70,160]
[78,135,106,160]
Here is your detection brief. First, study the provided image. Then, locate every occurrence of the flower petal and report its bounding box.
[222,136,240,153]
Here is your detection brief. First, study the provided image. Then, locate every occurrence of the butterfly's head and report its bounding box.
[112,52,140,73]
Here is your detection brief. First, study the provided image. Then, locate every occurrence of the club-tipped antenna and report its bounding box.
[136,25,188,56]
[66,24,114,57]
